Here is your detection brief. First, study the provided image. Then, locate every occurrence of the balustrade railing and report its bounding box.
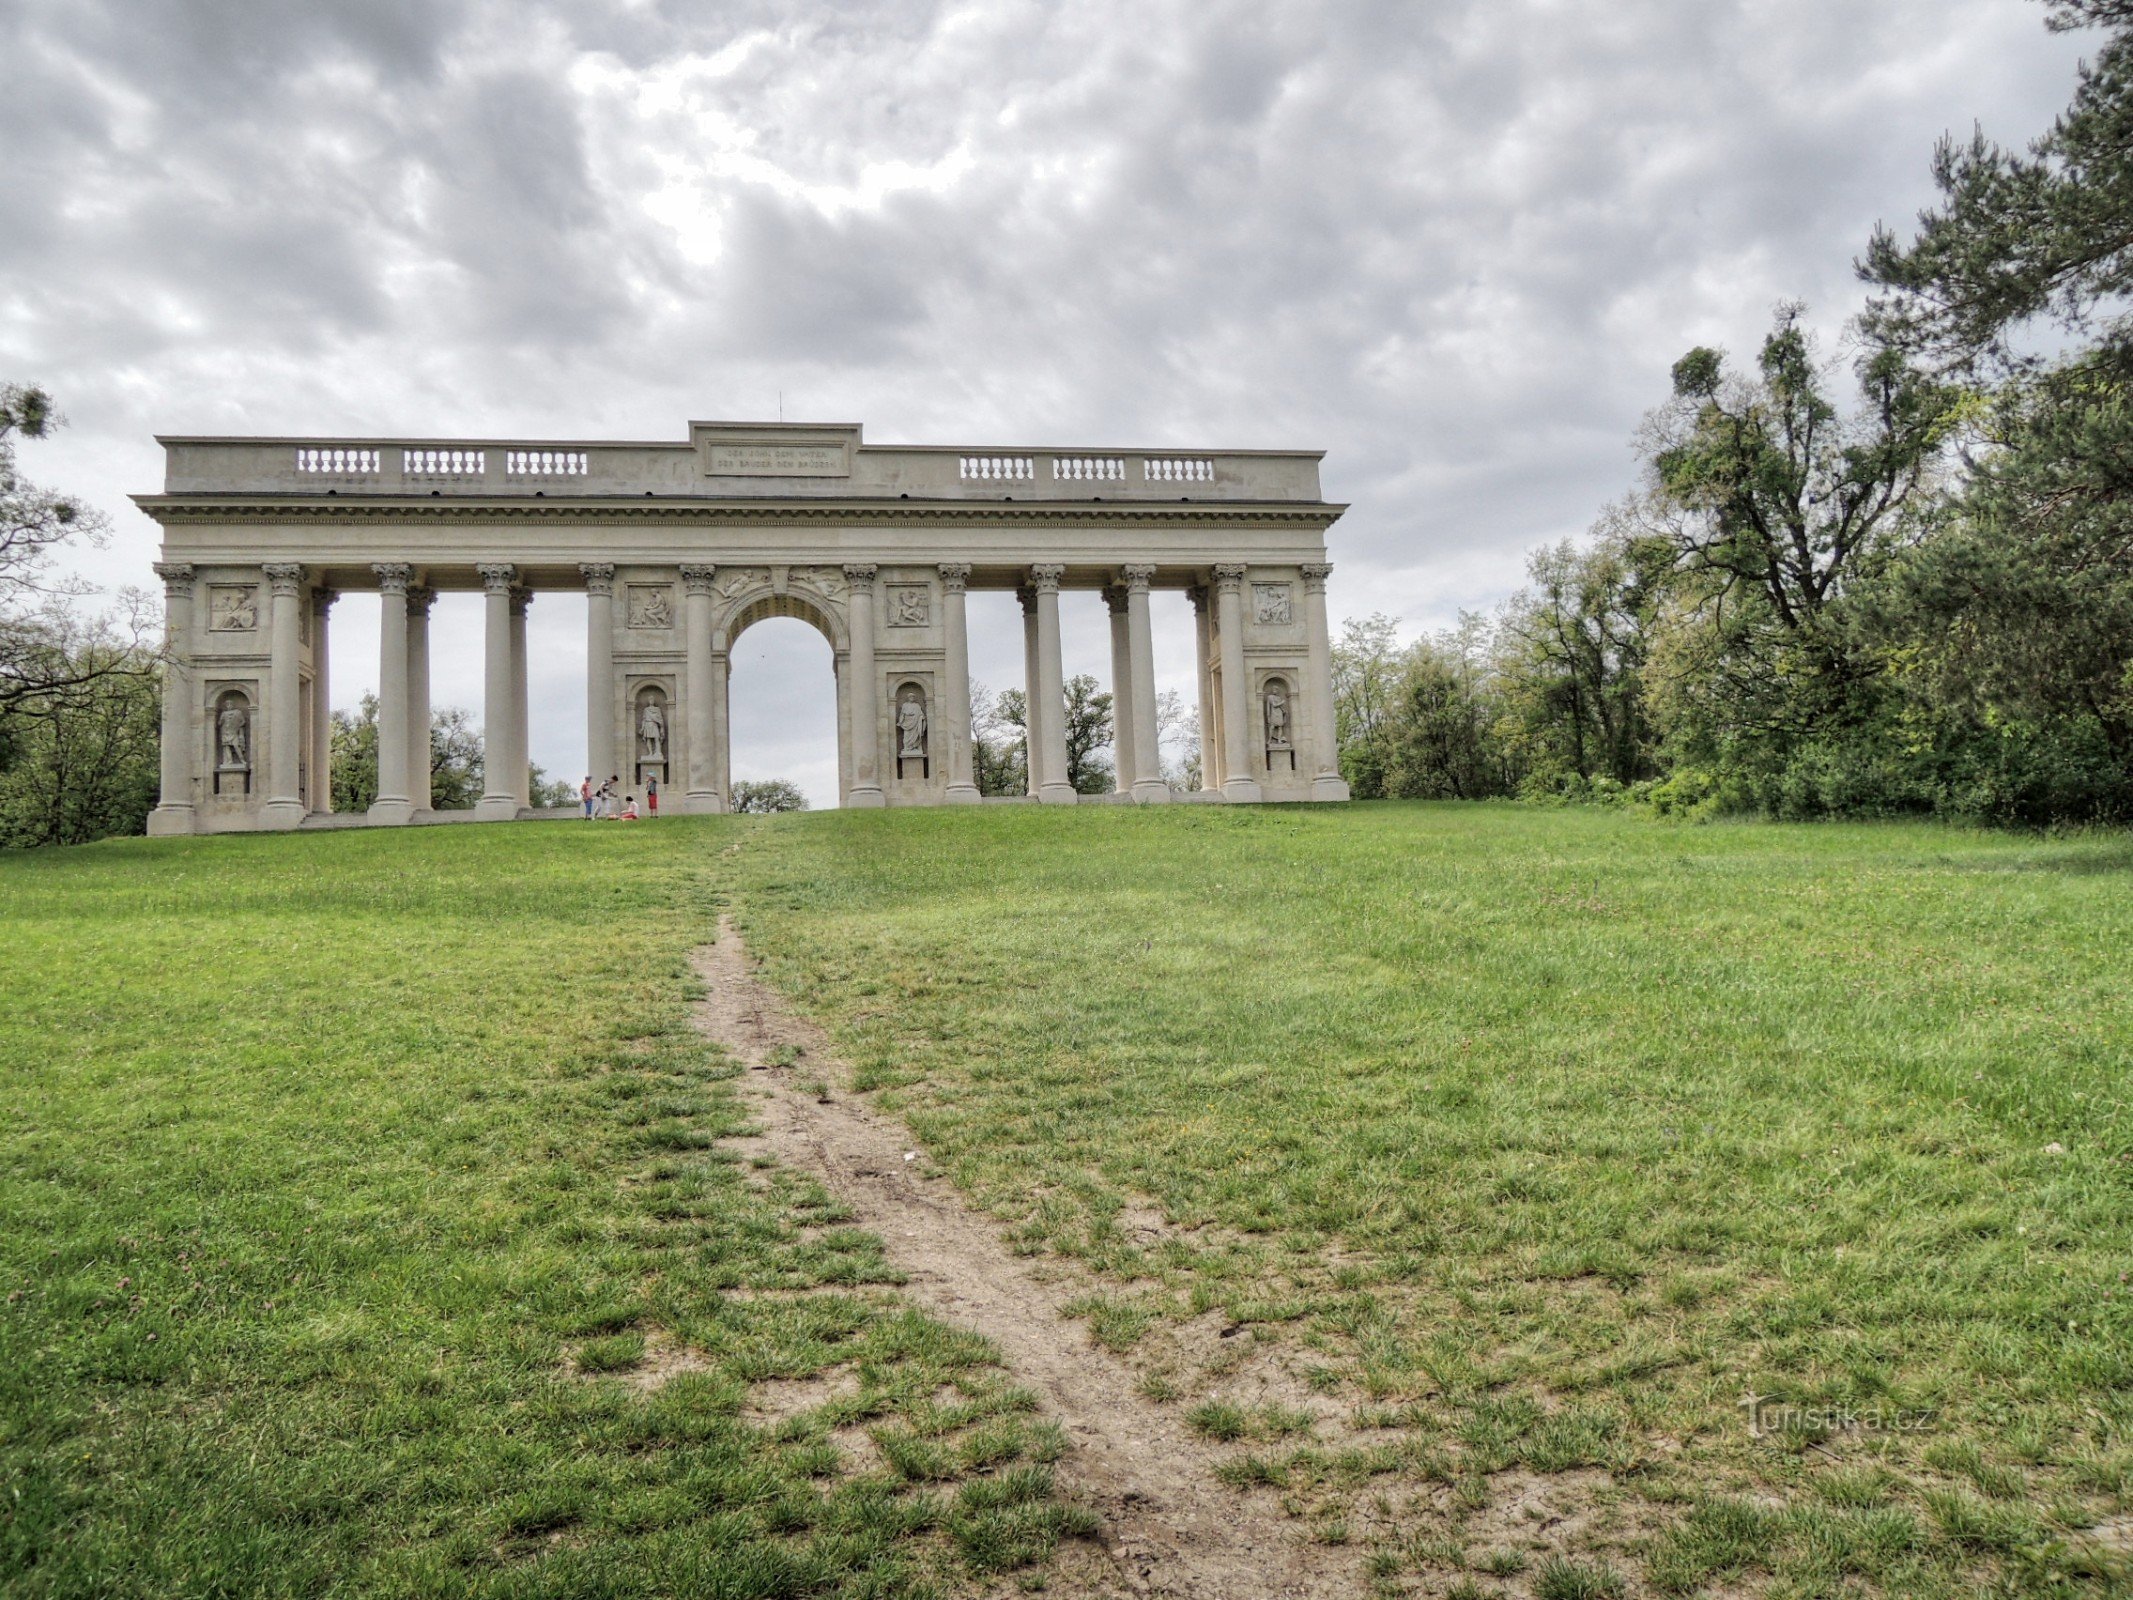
[1143,457,1213,483]
[959,456,1033,482]
[506,449,589,477]
[294,447,380,475]
[403,448,486,479]
[1053,456,1125,482]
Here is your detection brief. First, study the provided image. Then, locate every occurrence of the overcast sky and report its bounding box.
[1,0,2095,805]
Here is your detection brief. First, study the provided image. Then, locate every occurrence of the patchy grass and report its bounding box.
[0,822,1083,1596]
[720,799,2133,1597]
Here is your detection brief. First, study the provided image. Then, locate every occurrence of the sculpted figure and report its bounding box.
[638,699,667,762]
[1265,686,1291,749]
[212,589,258,631]
[632,589,672,628]
[217,700,250,768]
[895,587,929,626]
[897,695,927,758]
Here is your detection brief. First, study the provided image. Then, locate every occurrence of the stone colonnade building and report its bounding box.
[135,421,1351,832]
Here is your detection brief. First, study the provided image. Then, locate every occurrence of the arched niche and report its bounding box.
[212,688,254,796]
[1261,674,1296,772]
[632,683,670,790]
[892,678,930,779]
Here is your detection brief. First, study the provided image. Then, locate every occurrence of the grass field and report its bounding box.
[3,803,2130,1597]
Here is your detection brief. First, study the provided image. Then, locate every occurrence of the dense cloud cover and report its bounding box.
[0,0,2094,802]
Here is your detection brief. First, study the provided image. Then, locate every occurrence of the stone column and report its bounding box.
[1121,564,1169,803]
[147,562,197,835]
[311,589,336,813]
[475,564,518,819]
[1300,563,1352,802]
[680,564,720,812]
[509,586,532,807]
[844,563,885,807]
[1191,585,1220,793]
[1212,563,1261,803]
[939,563,980,803]
[261,563,307,828]
[709,649,731,810]
[407,587,434,810]
[1019,587,1041,797]
[1031,564,1075,805]
[1106,585,1135,794]
[582,563,616,790]
[369,564,415,823]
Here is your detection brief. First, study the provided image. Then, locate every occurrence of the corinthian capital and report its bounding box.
[1210,562,1247,593]
[1299,562,1333,590]
[477,563,517,594]
[263,562,305,596]
[152,562,195,593]
[580,562,616,594]
[841,562,879,588]
[937,562,971,592]
[1119,563,1156,592]
[680,563,719,594]
[1029,563,1064,593]
[372,562,413,594]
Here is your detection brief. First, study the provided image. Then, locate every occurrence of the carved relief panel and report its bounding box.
[1252,583,1293,626]
[208,586,260,632]
[887,585,931,627]
[627,585,675,629]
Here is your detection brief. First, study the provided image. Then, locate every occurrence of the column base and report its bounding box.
[1310,775,1353,802]
[846,784,887,808]
[474,795,520,821]
[146,804,196,837]
[1039,782,1079,806]
[1220,777,1264,804]
[682,791,725,815]
[260,798,307,830]
[367,798,416,825]
[943,783,982,805]
[1130,779,1173,805]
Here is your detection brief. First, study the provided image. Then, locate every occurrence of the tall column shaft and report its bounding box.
[1019,588,1041,797]
[407,587,433,810]
[476,564,519,819]
[939,564,979,803]
[1106,588,1135,793]
[369,564,414,822]
[1301,563,1352,801]
[509,589,531,807]
[148,563,197,834]
[681,565,720,812]
[582,564,615,792]
[312,590,336,813]
[1213,563,1262,803]
[1192,586,1220,793]
[1122,565,1169,803]
[844,564,885,807]
[1032,564,1075,805]
[710,650,730,808]
[261,563,307,827]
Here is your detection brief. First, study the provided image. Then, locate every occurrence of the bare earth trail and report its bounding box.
[692,919,1358,1600]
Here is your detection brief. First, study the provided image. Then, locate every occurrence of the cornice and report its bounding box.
[132,495,1346,532]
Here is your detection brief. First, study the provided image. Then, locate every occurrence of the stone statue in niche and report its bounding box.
[1264,684,1292,749]
[216,698,251,769]
[890,586,930,626]
[638,698,667,762]
[1253,583,1293,626]
[896,693,927,758]
[209,587,259,631]
[628,587,673,628]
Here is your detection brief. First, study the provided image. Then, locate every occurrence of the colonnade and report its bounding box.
[153,554,1346,826]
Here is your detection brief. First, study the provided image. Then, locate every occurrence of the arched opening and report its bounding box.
[727,600,841,809]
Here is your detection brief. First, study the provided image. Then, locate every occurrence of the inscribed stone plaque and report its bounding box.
[1252,583,1293,625]
[706,441,849,477]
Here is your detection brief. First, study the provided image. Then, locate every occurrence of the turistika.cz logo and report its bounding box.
[1741,1394,1937,1439]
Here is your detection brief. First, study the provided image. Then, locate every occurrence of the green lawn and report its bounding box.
[3,803,2130,1598]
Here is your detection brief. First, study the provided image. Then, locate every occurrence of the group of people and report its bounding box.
[581,773,657,820]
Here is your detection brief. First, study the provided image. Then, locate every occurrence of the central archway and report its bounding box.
[723,594,846,808]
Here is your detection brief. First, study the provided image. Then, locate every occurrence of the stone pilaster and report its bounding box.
[1121,564,1169,803]
[681,564,721,812]
[369,564,415,822]
[1211,563,1261,803]
[475,564,519,819]
[1030,564,1075,805]
[1300,562,1350,801]
[581,563,616,795]
[261,563,307,828]
[843,563,885,807]
[147,562,197,834]
[938,563,980,803]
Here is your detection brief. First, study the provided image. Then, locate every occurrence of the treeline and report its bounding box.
[1339,0,2133,825]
